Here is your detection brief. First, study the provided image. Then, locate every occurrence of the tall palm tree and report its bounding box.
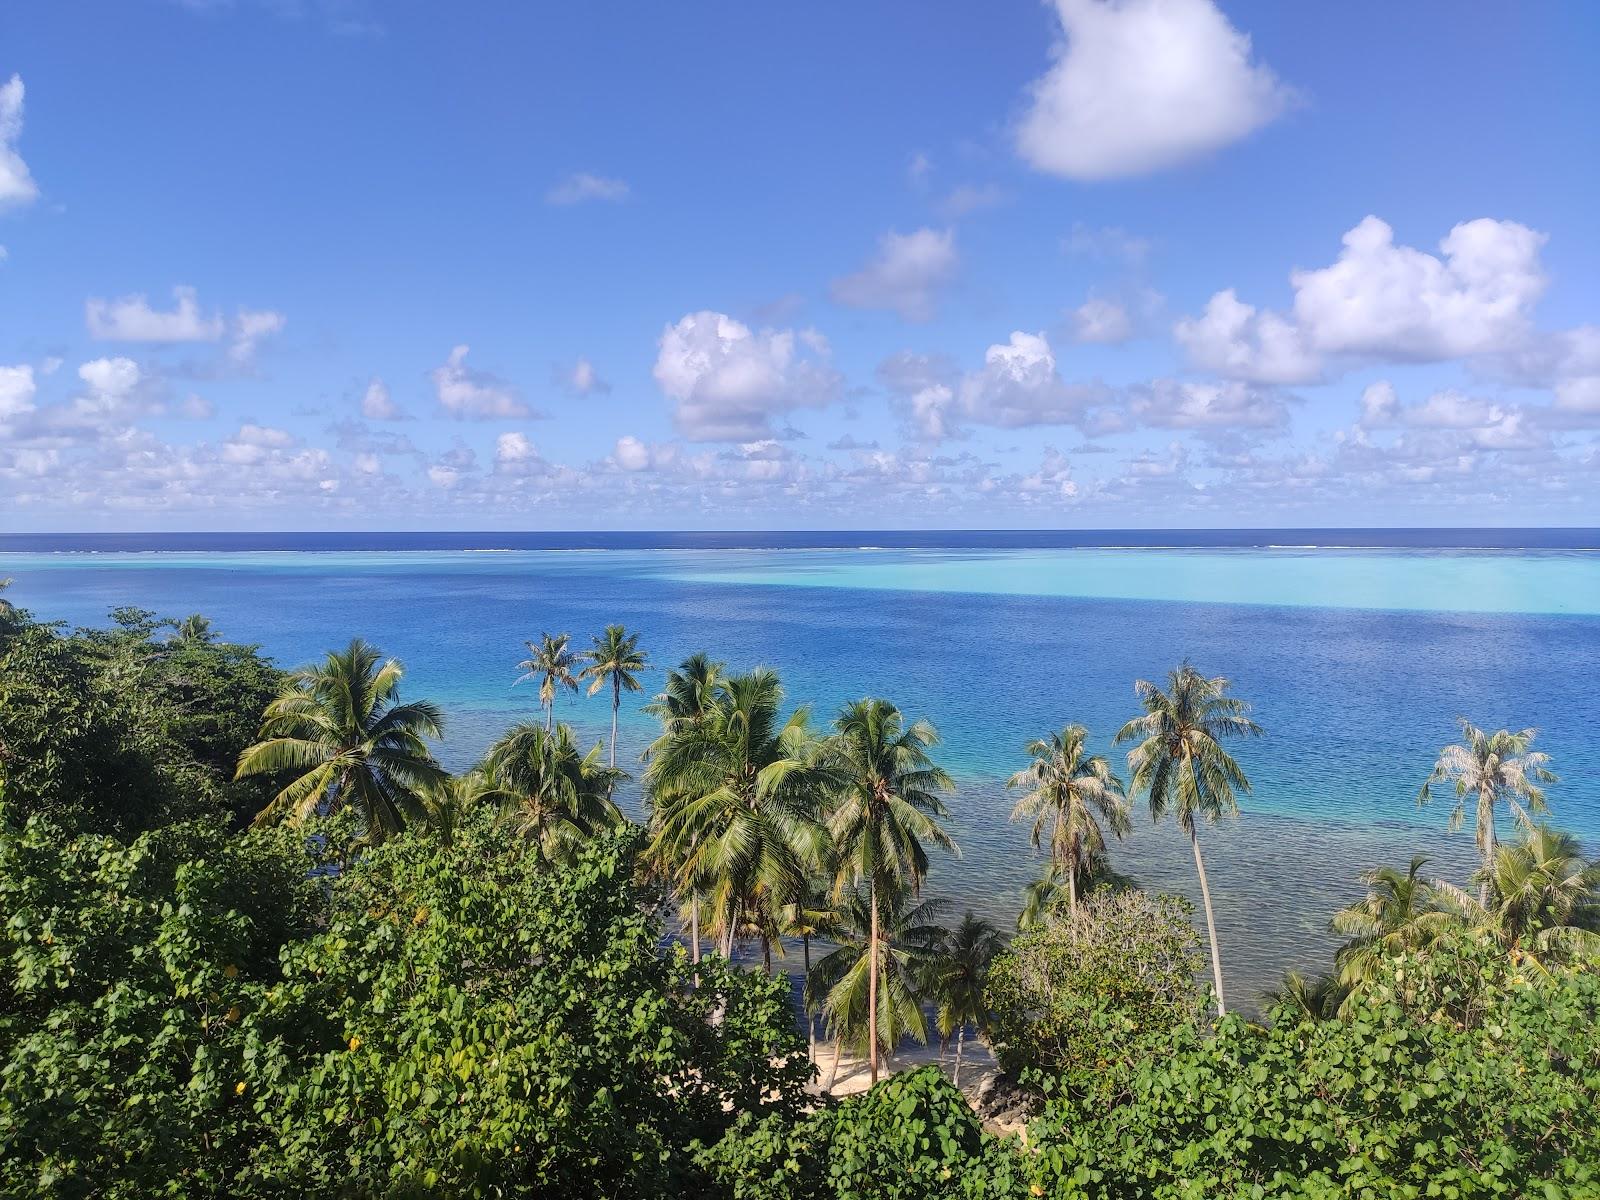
[516,632,580,732]
[482,722,625,864]
[418,770,491,848]
[1008,725,1130,914]
[807,884,947,1090]
[826,697,956,1084]
[1115,662,1261,1017]
[581,624,649,768]
[646,668,827,966]
[642,653,727,964]
[1329,855,1453,997]
[781,873,842,1067]
[236,638,446,843]
[925,911,1005,1087]
[1419,719,1557,903]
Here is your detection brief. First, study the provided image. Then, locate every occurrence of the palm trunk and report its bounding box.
[545,697,553,734]
[1480,793,1496,906]
[1067,856,1078,915]
[954,1028,965,1088]
[868,876,880,1085]
[610,675,620,769]
[1190,826,1227,1017]
[761,935,772,975]
[803,933,815,1066]
[828,1035,842,1091]
[690,895,701,965]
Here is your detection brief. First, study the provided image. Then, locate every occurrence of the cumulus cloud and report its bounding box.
[431,345,534,419]
[1070,296,1133,344]
[1016,0,1295,180]
[1177,216,1551,382]
[0,364,36,420]
[229,308,286,363]
[546,172,630,205]
[86,286,227,342]
[1126,378,1291,436]
[361,376,405,420]
[75,357,145,414]
[220,423,296,466]
[0,75,38,211]
[1354,380,1546,450]
[830,227,957,321]
[559,357,610,396]
[653,310,842,441]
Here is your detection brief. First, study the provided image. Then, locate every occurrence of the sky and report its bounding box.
[2,0,1599,531]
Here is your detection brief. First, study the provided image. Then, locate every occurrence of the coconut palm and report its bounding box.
[1435,824,1600,964]
[235,638,446,843]
[925,911,1006,1087]
[1008,725,1130,914]
[482,722,625,864]
[418,771,491,848]
[1115,662,1261,1017]
[807,883,947,1090]
[1264,969,1345,1022]
[581,624,648,768]
[780,872,843,1066]
[642,653,727,963]
[1330,855,1454,997]
[166,613,218,645]
[516,632,581,732]
[646,668,827,966]
[826,697,957,1084]
[1419,720,1557,903]
[1015,852,1135,931]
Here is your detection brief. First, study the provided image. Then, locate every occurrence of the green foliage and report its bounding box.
[0,609,284,836]
[984,889,1204,1085]
[244,820,811,1197]
[1026,933,1600,1198]
[0,810,322,1197]
[697,1068,1029,1200]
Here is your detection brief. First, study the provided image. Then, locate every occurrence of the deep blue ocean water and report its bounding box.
[3,529,1597,1003]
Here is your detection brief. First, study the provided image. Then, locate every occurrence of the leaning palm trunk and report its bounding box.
[828,1035,843,1091]
[610,674,620,769]
[1190,827,1227,1016]
[867,878,880,1084]
[803,933,815,1066]
[954,1027,966,1088]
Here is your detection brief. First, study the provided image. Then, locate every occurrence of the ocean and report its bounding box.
[3,529,1597,1004]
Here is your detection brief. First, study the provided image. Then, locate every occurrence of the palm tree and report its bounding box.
[926,911,1005,1087]
[1264,969,1344,1022]
[780,874,842,1067]
[171,613,217,645]
[1434,825,1600,964]
[1329,855,1453,997]
[516,632,580,732]
[642,653,727,964]
[581,625,649,768]
[808,883,947,1090]
[482,723,625,864]
[418,771,491,848]
[646,668,827,966]
[1015,852,1135,931]
[826,697,957,1084]
[235,638,446,843]
[1115,662,1261,1017]
[1008,725,1130,914]
[1419,720,1557,903]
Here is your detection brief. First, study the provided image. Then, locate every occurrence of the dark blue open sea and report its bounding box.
[4,528,1597,1003]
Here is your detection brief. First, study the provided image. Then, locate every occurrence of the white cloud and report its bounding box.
[614,435,653,472]
[561,357,610,396]
[229,308,286,362]
[220,423,296,466]
[0,364,36,420]
[1126,378,1290,435]
[0,76,38,211]
[1174,288,1320,383]
[431,345,532,419]
[1070,296,1133,344]
[361,376,404,420]
[830,227,957,321]
[546,172,630,205]
[653,310,841,441]
[1359,380,1399,427]
[1178,217,1550,382]
[940,184,1006,217]
[955,331,1099,432]
[76,357,144,412]
[86,286,226,342]
[1354,382,1545,450]
[1015,0,1294,180]
[177,393,214,419]
[494,431,547,474]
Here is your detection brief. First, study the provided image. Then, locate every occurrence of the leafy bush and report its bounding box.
[0,809,322,1197]
[984,890,1204,1087]
[1025,933,1600,1198]
[697,1067,1029,1200]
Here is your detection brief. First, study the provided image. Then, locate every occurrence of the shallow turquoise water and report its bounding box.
[4,545,1595,1003]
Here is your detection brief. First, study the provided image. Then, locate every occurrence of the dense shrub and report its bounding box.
[1026,933,1600,1198]
[697,1067,1029,1200]
[0,808,323,1197]
[984,890,1204,1087]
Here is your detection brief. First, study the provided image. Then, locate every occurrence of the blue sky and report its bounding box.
[2,0,1598,530]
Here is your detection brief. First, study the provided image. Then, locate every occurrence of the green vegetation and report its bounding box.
[3,598,1599,1197]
